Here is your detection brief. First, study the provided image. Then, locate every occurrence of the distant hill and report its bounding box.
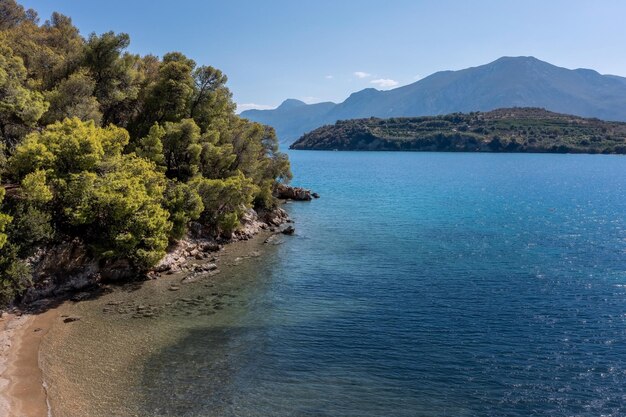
[290,108,626,154]
[241,57,626,143]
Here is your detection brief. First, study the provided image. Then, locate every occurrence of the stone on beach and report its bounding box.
[62,317,81,323]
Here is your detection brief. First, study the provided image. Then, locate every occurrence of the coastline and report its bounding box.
[0,200,304,417]
[0,311,52,417]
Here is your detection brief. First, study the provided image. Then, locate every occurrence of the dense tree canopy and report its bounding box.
[0,43,48,145]
[0,0,292,303]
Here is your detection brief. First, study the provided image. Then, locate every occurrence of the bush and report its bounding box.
[191,172,256,237]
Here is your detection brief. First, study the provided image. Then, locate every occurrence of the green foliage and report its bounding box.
[218,212,239,237]
[0,0,38,30]
[0,185,12,249]
[65,155,171,268]
[6,202,53,254]
[162,118,202,180]
[0,248,31,305]
[163,180,203,239]
[291,108,626,154]
[21,169,52,204]
[190,65,235,132]
[0,1,293,305]
[0,42,48,145]
[2,11,83,90]
[9,117,129,179]
[198,141,236,179]
[137,52,196,131]
[191,173,256,237]
[83,31,142,125]
[9,119,171,269]
[42,69,102,125]
[136,123,165,166]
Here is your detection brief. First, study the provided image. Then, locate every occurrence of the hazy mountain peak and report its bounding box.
[241,57,626,143]
[350,87,379,95]
[277,99,307,110]
[492,55,542,64]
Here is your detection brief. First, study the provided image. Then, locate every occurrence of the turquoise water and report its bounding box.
[142,152,626,416]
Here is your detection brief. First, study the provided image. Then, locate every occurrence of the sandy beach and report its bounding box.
[0,309,58,417]
[0,229,279,417]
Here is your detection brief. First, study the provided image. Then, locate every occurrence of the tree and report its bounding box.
[0,0,38,30]
[41,12,84,87]
[0,183,12,250]
[163,180,203,239]
[134,52,196,134]
[198,140,236,179]
[2,11,83,90]
[136,123,165,166]
[9,117,129,179]
[161,118,202,180]
[191,172,256,237]
[21,169,52,205]
[9,118,172,270]
[219,119,292,208]
[63,155,171,268]
[42,69,102,125]
[0,1,295,305]
[83,32,142,125]
[0,42,48,146]
[189,65,235,133]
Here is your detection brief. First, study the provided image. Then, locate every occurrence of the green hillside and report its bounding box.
[290,108,626,154]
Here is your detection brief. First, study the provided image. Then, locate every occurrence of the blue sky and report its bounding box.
[20,0,626,112]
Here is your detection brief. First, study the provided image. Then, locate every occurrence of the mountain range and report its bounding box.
[241,56,626,143]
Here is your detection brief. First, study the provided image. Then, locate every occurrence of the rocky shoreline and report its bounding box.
[5,185,317,312]
[0,184,317,417]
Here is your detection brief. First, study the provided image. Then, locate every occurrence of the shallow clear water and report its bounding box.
[46,152,626,417]
[135,152,626,417]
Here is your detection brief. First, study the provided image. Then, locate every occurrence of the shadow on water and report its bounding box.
[48,152,626,417]
[139,324,342,417]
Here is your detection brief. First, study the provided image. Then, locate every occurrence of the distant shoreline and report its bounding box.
[289,108,626,154]
[288,148,626,155]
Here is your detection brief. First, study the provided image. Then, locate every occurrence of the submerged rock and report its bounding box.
[264,234,284,245]
[281,225,295,235]
[204,263,218,271]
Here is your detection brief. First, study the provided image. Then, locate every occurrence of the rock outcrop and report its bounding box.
[22,240,145,305]
[18,205,295,307]
[281,225,295,235]
[153,238,222,275]
[274,184,318,201]
[275,184,311,200]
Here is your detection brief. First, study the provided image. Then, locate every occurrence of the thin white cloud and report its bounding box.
[236,103,274,113]
[325,75,334,79]
[370,78,399,88]
[354,71,371,79]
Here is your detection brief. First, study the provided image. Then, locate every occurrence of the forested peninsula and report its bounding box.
[290,108,626,154]
[0,1,299,306]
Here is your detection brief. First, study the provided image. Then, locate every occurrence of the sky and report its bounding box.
[19,0,626,112]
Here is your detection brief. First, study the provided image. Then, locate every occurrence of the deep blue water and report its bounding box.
[143,152,626,417]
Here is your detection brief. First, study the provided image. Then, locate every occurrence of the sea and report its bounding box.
[43,151,626,417]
